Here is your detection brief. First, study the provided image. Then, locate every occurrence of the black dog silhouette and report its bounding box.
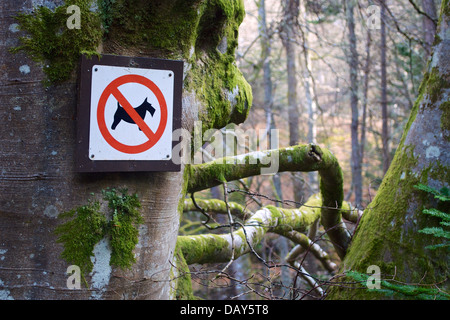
[111,98,156,131]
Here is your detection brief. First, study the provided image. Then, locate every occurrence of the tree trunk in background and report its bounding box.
[328,1,449,299]
[281,0,305,203]
[282,0,300,148]
[299,3,318,195]
[359,29,371,205]
[258,0,273,124]
[421,0,437,56]
[0,0,251,300]
[345,0,362,206]
[380,1,390,174]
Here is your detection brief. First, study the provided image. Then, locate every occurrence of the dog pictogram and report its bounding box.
[111,98,156,131]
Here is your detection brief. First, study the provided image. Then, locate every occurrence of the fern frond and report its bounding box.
[414,184,450,202]
[422,208,450,221]
[419,227,450,239]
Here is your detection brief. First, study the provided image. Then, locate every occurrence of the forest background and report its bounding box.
[182,0,442,299]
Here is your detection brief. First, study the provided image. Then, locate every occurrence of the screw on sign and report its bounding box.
[97,74,168,154]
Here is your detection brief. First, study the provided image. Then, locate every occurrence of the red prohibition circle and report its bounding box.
[97,74,168,154]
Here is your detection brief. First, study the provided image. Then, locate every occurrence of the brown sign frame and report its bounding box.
[76,54,183,172]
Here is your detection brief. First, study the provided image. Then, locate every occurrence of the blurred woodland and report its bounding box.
[181,0,442,299]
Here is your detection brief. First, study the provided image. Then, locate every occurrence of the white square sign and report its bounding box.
[89,65,174,161]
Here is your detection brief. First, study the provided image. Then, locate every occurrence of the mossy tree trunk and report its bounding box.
[0,0,251,300]
[327,1,449,299]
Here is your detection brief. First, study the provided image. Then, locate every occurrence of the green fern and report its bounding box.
[414,184,450,250]
[346,271,450,300]
[345,184,450,299]
[414,183,450,202]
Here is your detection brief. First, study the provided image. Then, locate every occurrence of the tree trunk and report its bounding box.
[258,0,273,122]
[281,0,305,204]
[299,4,318,194]
[327,1,450,299]
[360,29,371,197]
[0,0,251,300]
[380,1,390,174]
[345,0,363,206]
[281,0,300,148]
[421,0,437,56]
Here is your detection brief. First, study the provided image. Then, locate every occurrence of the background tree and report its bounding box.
[328,0,449,298]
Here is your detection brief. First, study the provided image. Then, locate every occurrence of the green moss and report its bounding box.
[177,233,231,265]
[178,167,192,223]
[13,0,253,133]
[172,241,196,300]
[442,0,450,17]
[422,65,450,140]
[55,189,143,283]
[103,189,143,270]
[441,100,450,128]
[184,0,253,133]
[55,200,107,281]
[331,136,448,299]
[10,0,103,85]
[425,67,449,104]
[106,0,202,59]
[103,0,252,135]
[339,147,421,282]
[264,205,318,234]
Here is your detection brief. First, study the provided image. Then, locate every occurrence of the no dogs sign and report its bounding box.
[76,55,183,172]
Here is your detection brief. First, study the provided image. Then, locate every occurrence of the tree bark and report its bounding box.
[281,0,300,148]
[281,0,305,204]
[360,29,371,191]
[0,0,251,300]
[421,0,437,56]
[345,0,363,206]
[380,1,390,175]
[299,4,318,194]
[327,1,450,299]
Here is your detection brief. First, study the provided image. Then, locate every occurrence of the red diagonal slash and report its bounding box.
[111,87,155,141]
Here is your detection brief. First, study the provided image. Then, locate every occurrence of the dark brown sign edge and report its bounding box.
[75,54,183,173]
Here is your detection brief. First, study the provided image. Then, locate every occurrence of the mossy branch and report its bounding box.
[183,198,251,220]
[186,143,351,258]
[178,193,357,265]
[284,230,338,273]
